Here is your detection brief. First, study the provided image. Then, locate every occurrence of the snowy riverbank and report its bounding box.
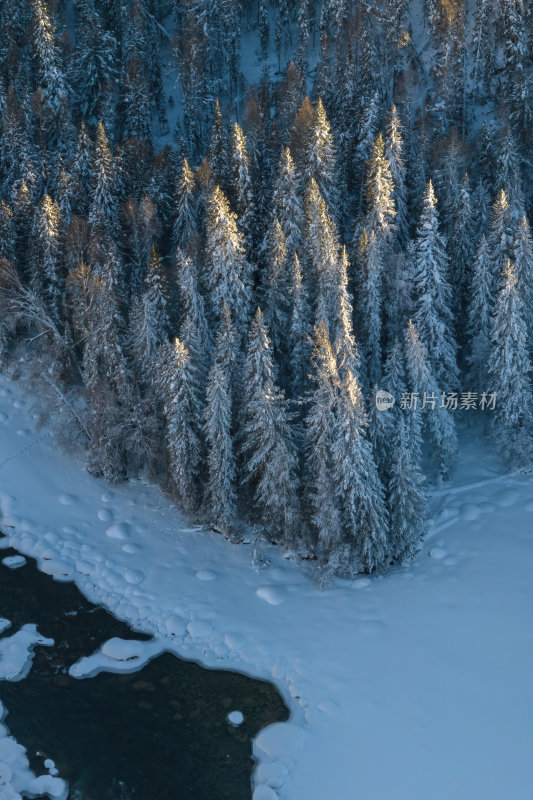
[0,371,532,800]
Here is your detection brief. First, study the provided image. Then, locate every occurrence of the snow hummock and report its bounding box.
[226,710,244,726]
[0,372,532,799]
[69,637,163,679]
[1,557,26,570]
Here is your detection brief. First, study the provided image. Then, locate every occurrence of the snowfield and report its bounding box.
[0,371,532,800]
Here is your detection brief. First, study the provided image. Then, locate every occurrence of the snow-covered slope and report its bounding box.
[0,372,532,800]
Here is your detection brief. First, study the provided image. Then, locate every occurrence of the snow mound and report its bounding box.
[494,488,519,507]
[58,494,77,506]
[101,638,145,661]
[196,569,216,581]
[429,547,447,559]
[28,774,67,799]
[253,787,279,800]
[70,638,163,678]
[256,586,287,606]
[0,620,10,635]
[254,723,307,758]
[38,559,73,582]
[224,631,246,650]
[0,625,54,681]
[122,543,141,554]
[164,616,186,637]
[186,620,213,638]
[97,508,113,522]
[105,522,131,540]
[1,556,25,570]
[227,710,244,726]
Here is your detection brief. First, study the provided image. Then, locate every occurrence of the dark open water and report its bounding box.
[0,536,288,799]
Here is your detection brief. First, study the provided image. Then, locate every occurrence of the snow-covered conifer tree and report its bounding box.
[240,308,300,544]
[405,319,457,478]
[513,215,533,351]
[262,218,290,364]
[89,122,117,233]
[466,235,493,392]
[30,195,62,321]
[267,147,303,261]
[385,105,408,246]
[130,246,170,381]
[332,367,389,574]
[159,337,203,513]
[487,188,515,293]
[205,331,236,534]
[288,252,312,397]
[413,180,458,388]
[364,132,396,240]
[488,258,532,464]
[304,97,338,217]
[172,157,197,252]
[205,184,252,337]
[355,229,383,387]
[448,173,475,334]
[387,415,425,562]
[176,248,212,401]
[230,122,255,254]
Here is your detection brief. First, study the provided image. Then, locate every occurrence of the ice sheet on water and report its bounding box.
[69,637,164,679]
[0,625,53,682]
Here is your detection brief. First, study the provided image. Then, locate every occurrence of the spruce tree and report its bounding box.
[332,367,389,574]
[448,172,475,334]
[405,320,457,478]
[90,121,117,233]
[30,195,62,322]
[466,235,493,393]
[413,180,458,388]
[172,157,197,252]
[304,97,338,218]
[387,415,426,563]
[177,248,212,403]
[230,122,255,254]
[305,323,343,561]
[487,188,515,294]
[385,105,408,246]
[159,337,203,513]
[262,218,291,364]
[205,184,252,337]
[513,215,533,352]
[205,337,236,535]
[240,308,300,544]
[288,252,312,397]
[364,131,396,240]
[267,147,303,261]
[355,229,383,388]
[130,246,170,381]
[488,258,532,464]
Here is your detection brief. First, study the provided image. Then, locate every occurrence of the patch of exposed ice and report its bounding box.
[0,625,53,681]
[227,710,244,726]
[1,557,25,570]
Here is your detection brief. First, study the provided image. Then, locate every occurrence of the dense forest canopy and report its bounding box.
[0,0,532,578]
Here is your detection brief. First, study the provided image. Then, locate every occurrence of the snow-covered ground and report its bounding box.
[0,371,532,800]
